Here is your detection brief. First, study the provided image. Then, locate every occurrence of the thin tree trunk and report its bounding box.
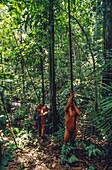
[49,0,58,132]
[102,0,112,86]
[40,54,45,106]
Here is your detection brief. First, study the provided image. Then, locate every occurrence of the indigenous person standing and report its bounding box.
[40,105,48,139]
[64,92,81,145]
[35,103,42,136]
[35,103,48,139]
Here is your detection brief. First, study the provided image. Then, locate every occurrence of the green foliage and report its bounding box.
[68,155,78,164]
[54,127,65,142]
[92,85,112,142]
[80,141,105,158]
[14,129,33,148]
[89,166,95,170]
[61,144,78,166]
[13,127,20,134]
[85,145,102,157]
[0,144,14,170]
[15,106,27,119]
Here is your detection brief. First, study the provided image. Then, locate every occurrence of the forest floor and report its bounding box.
[1,100,112,170]
[3,130,112,170]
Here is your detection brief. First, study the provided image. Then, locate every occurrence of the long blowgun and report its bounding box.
[68,0,73,93]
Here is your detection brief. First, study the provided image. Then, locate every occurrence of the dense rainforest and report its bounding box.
[0,0,112,170]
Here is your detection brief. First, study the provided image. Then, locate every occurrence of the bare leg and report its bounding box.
[64,129,70,144]
[41,124,45,138]
[70,129,77,145]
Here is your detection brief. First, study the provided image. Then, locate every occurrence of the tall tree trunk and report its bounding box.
[102,0,112,86]
[40,54,45,106]
[49,0,58,132]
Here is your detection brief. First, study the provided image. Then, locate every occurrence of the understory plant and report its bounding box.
[80,141,105,158]
[94,85,112,142]
[0,143,15,170]
[61,143,78,167]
